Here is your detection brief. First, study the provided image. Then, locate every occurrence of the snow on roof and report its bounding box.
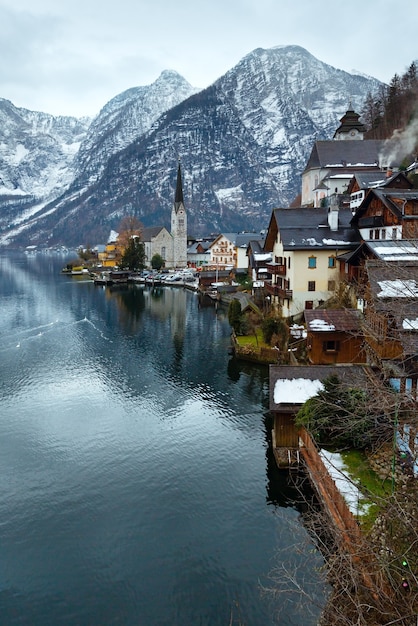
[302,237,322,246]
[274,378,324,404]
[403,318,418,330]
[373,245,418,257]
[322,238,350,246]
[380,256,418,261]
[325,162,377,167]
[377,279,418,298]
[308,318,336,331]
[254,253,272,261]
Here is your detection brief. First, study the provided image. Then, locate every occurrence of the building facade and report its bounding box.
[171,161,187,268]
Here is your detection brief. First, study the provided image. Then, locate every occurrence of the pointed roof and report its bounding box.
[174,160,184,206]
[351,188,418,224]
[333,108,367,138]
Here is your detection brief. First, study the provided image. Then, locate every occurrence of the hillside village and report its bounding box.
[91,103,418,622]
[255,108,418,623]
[95,104,418,473]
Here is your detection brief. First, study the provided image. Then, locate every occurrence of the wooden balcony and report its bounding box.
[266,262,286,276]
[265,282,293,299]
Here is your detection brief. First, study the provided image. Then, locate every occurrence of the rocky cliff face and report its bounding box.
[0,45,382,247]
[0,98,90,239]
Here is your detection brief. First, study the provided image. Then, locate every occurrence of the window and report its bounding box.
[369,230,374,239]
[328,256,336,268]
[308,256,317,269]
[392,228,398,240]
[308,281,316,291]
[374,229,380,240]
[328,280,336,291]
[305,300,314,309]
[323,340,339,352]
[288,257,291,269]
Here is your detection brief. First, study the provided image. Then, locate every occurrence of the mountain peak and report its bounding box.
[156,69,189,83]
[0,46,383,247]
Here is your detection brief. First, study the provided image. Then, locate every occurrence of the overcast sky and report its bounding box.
[1,0,417,119]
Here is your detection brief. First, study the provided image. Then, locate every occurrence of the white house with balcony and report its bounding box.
[263,203,360,319]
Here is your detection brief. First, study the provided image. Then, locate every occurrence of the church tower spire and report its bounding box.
[333,106,366,140]
[175,160,184,206]
[171,159,187,268]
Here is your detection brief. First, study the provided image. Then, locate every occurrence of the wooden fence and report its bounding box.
[299,427,362,542]
[299,427,392,599]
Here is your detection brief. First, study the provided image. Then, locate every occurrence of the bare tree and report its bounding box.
[268,253,418,624]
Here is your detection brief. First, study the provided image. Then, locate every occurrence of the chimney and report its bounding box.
[328,196,339,232]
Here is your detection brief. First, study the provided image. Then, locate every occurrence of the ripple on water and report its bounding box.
[0,255,327,626]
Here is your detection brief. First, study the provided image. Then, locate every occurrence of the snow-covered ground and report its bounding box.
[319,449,371,517]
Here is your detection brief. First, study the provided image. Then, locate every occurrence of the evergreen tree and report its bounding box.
[228,299,242,334]
[295,375,391,449]
[151,254,164,270]
[364,60,418,144]
[120,237,146,271]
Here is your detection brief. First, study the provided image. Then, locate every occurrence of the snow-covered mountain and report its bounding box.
[74,70,199,185]
[0,98,90,236]
[0,45,382,247]
[0,71,197,245]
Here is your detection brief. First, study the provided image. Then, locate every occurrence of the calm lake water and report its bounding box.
[0,252,326,626]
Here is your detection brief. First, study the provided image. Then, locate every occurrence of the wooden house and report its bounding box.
[304,308,366,364]
[269,364,368,467]
[348,170,413,212]
[351,189,418,242]
[362,260,418,375]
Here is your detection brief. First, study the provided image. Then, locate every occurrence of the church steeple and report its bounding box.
[174,160,184,207]
[333,106,366,140]
[171,160,187,268]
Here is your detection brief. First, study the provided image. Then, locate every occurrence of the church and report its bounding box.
[99,161,188,269]
[140,160,188,269]
[301,107,388,208]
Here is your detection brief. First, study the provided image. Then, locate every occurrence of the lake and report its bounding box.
[0,251,326,625]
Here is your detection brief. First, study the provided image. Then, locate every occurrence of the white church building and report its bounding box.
[141,161,188,269]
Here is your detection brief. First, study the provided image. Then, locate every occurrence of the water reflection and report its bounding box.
[0,253,326,626]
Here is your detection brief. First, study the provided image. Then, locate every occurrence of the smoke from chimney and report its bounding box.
[378,118,418,169]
